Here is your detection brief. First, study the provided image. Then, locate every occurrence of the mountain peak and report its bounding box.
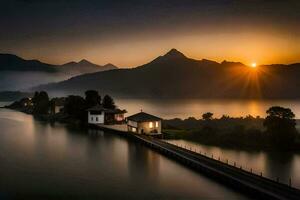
[78,59,92,64]
[104,63,118,69]
[163,48,186,59]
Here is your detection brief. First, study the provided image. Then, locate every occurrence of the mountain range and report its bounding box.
[60,59,117,74]
[35,49,300,99]
[0,54,56,72]
[0,53,117,90]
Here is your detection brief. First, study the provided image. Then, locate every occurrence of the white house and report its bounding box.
[127,112,162,135]
[87,105,126,125]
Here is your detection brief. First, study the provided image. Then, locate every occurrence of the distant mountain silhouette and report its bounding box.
[0,54,56,72]
[36,49,300,99]
[0,53,117,73]
[0,54,117,90]
[60,59,117,74]
[0,91,33,102]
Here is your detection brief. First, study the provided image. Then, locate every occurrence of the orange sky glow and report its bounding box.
[2,1,300,68]
[14,29,300,68]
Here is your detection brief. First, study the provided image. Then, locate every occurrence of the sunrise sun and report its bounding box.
[251,62,257,68]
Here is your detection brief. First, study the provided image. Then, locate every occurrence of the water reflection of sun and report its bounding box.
[248,100,261,117]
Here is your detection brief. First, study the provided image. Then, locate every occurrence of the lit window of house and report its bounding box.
[149,122,153,128]
[132,127,137,132]
[155,121,159,127]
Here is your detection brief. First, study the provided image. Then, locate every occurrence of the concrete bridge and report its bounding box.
[93,125,300,199]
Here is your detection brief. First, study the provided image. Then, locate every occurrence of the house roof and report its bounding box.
[127,112,162,122]
[87,105,126,114]
[105,108,127,114]
[86,105,104,111]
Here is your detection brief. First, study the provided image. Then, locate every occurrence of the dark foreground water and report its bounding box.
[0,109,250,199]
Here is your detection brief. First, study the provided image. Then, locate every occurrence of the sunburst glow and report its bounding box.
[251,63,257,68]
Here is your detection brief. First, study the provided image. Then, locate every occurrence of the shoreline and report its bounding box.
[5,106,300,153]
[4,100,300,153]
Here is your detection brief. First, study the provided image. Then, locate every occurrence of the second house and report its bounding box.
[87,105,127,125]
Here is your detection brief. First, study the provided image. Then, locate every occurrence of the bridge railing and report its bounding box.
[165,141,296,189]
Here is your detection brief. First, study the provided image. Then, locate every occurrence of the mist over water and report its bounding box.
[0,71,69,91]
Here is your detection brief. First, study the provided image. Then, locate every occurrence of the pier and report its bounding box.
[94,124,300,200]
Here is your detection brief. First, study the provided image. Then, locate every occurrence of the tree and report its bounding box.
[263,106,297,148]
[102,95,116,109]
[64,95,86,120]
[220,115,230,120]
[32,91,49,115]
[32,91,39,105]
[202,112,213,120]
[85,90,101,108]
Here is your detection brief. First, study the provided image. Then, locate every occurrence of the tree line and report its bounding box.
[164,106,299,150]
[16,90,116,123]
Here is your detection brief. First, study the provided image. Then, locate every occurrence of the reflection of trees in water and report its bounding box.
[85,129,112,157]
[127,142,160,183]
[264,151,294,184]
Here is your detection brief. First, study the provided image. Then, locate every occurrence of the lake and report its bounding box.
[0,109,249,199]
[1,99,300,198]
[115,99,300,119]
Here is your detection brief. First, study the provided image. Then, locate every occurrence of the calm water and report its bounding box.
[1,99,300,198]
[116,99,300,119]
[166,140,300,189]
[0,109,249,199]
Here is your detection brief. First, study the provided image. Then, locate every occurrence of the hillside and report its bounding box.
[0,54,56,72]
[0,91,33,102]
[36,49,300,99]
[0,54,117,90]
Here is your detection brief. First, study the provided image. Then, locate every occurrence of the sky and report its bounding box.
[0,0,300,67]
